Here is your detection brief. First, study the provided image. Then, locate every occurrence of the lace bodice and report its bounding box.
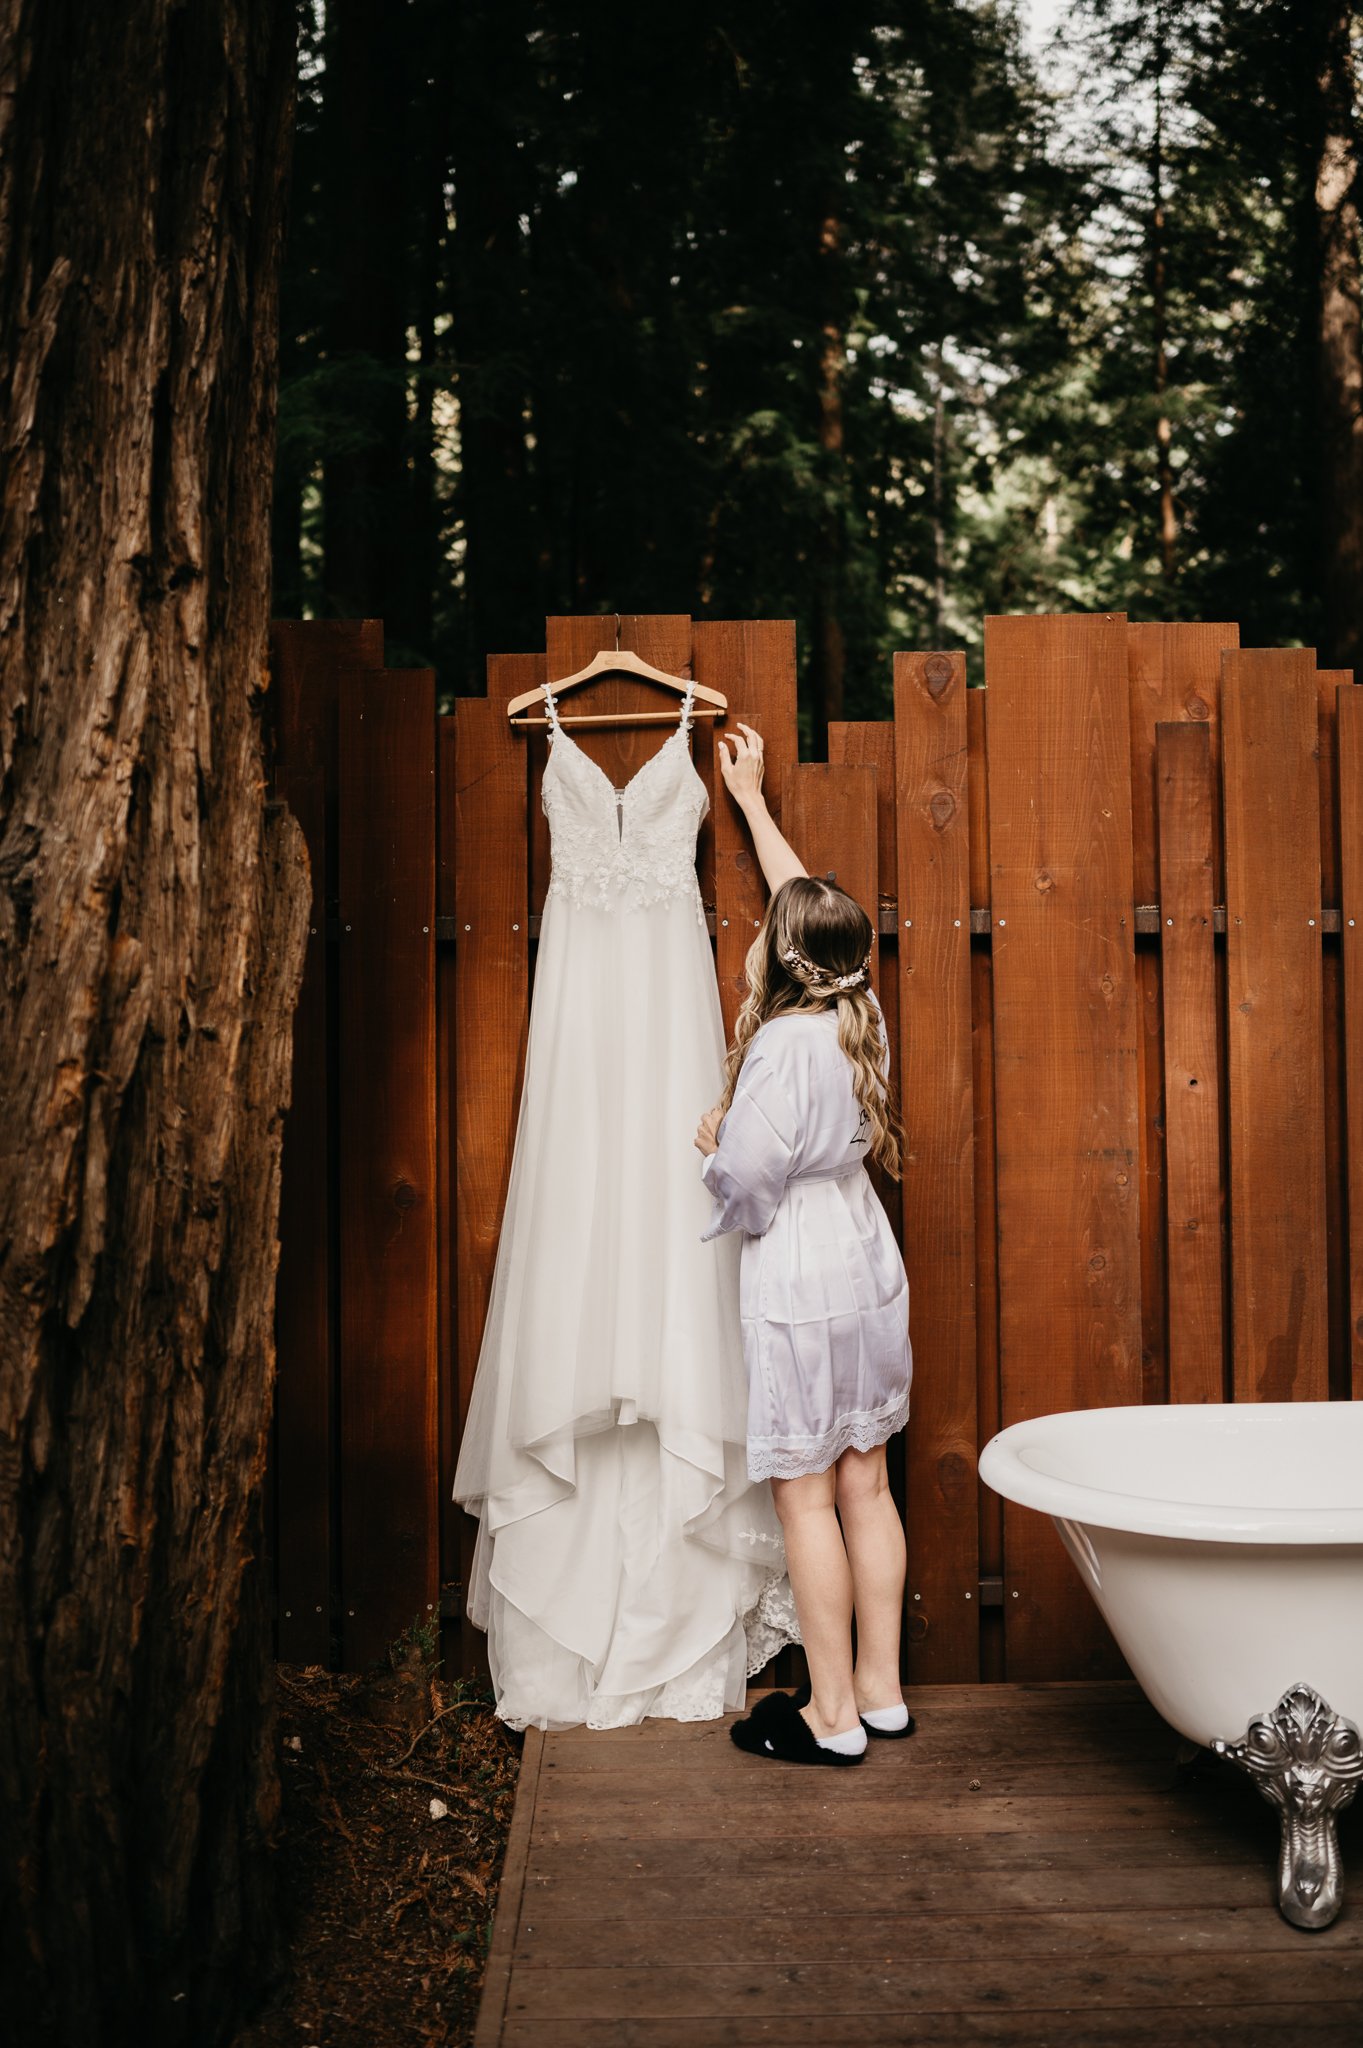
[540,679,709,920]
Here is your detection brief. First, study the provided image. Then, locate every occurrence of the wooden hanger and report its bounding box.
[506,621,727,727]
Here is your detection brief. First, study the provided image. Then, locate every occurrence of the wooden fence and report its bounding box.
[266,611,1362,1685]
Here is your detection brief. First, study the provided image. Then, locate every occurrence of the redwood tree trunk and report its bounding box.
[1314,0,1363,673]
[0,4,306,2043]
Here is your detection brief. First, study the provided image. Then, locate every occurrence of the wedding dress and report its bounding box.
[452,674,799,1731]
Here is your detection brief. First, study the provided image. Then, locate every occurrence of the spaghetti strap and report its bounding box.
[678,676,697,734]
[542,679,561,733]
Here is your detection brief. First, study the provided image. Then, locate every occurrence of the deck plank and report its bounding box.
[476,1683,1363,2046]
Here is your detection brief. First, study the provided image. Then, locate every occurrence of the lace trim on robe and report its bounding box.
[746,1389,911,1483]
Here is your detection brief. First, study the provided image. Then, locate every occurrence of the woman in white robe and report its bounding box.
[694,724,914,1766]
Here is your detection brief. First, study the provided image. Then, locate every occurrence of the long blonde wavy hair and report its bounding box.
[716,876,902,1178]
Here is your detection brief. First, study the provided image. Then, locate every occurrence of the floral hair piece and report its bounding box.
[780,943,873,994]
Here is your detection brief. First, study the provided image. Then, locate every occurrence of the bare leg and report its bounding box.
[769,1469,859,1739]
[835,1443,906,1714]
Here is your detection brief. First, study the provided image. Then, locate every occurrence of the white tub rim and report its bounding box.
[978,1400,1363,1545]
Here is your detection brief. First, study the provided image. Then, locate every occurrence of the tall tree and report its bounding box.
[0,3,306,2041]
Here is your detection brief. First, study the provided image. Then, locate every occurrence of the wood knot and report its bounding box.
[923,655,953,699]
[1185,695,1210,721]
[906,1611,929,1643]
[928,789,956,833]
[393,1180,419,1212]
[1034,869,1055,893]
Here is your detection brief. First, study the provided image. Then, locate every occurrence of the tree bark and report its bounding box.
[0,4,306,2042]
[1313,0,1363,673]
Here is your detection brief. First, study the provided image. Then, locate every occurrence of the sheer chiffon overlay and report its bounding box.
[452,680,799,1731]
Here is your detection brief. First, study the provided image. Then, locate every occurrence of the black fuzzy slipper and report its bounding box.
[730,1689,865,1766]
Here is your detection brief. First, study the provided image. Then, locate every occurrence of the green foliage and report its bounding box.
[273,0,1351,711]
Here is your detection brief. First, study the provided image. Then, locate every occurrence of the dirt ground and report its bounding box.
[232,1629,519,2048]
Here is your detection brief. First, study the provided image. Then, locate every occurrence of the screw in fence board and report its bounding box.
[337,666,439,1672]
[985,613,1141,1682]
[1221,649,1328,1404]
[1156,720,1226,1406]
[271,618,384,1667]
[1335,684,1363,1399]
[893,652,980,1684]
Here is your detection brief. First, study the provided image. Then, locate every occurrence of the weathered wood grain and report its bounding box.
[893,652,979,1683]
[1221,649,1328,1401]
[476,1680,1359,2046]
[499,2011,1363,2048]
[337,669,439,1669]
[983,614,1142,1680]
[1155,721,1226,1403]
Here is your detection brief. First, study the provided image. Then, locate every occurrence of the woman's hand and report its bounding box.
[716,722,766,812]
[694,1105,723,1157]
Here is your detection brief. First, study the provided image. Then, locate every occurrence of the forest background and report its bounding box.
[273,0,1363,750]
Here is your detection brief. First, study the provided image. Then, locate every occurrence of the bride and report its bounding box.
[452,675,799,1730]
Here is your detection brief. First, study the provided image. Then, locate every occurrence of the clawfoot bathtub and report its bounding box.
[979,1401,1363,1929]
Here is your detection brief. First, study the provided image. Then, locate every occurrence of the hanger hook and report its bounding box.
[613,612,621,652]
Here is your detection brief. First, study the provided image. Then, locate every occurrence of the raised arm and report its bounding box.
[716,723,807,894]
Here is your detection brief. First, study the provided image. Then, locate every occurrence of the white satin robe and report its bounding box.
[700,992,912,1481]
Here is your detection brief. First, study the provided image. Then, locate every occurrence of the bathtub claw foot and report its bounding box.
[1212,1683,1363,1929]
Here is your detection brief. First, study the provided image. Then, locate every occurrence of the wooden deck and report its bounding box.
[473,1681,1363,2046]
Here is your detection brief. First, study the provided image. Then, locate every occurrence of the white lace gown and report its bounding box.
[452,678,799,1731]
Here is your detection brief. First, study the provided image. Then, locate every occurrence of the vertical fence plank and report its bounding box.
[695,620,800,1040]
[894,652,979,1683]
[829,722,903,1239]
[337,668,438,1670]
[779,763,884,1299]
[1156,721,1226,1403]
[985,613,1141,1680]
[1221,649,1328,1402]
[966,686,1003,1680]
[780,764,878,937]
[1336,685,1363,1398]
[1127,625,1237,1416]
[271,618,383,1665]
[826,721,908,1563]
[1318,670,1354,1400]
[453,684,531,1673]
